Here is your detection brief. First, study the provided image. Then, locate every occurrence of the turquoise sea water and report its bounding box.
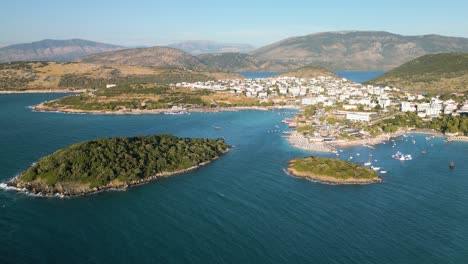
[238,72,282,79]
[335,70,385,83]
[239,71,384,83]
[1,74,468,263]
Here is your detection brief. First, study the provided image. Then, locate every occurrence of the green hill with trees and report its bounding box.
[8,135,229,196]
[287,156,382,184]
[365,53,468,92]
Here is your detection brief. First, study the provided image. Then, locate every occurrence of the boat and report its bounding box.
[380,170,388,174]
[371,166,380,171]
[214,126,222,130]
[421,150,427,155]
[391,151,412,161]
[364,153,372,166]
[450,161,455,169]
[412,139,416,144]
[356,153,360,156]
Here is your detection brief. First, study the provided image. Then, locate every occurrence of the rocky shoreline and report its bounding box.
[6,149,230,197]
[286,165,383,185]
[32,103,299,115]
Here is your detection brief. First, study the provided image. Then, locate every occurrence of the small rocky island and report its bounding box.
[8,135,229,196]
[287,156,383,184]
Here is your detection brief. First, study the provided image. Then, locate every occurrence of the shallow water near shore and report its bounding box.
[1,92,468,263]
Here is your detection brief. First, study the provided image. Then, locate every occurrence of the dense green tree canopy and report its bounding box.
[19,135,229,188]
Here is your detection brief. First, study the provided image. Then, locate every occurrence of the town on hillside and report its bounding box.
[175,75,468,152]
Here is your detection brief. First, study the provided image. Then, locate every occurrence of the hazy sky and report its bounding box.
[1,0,467,47]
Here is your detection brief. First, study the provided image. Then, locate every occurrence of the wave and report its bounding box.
[0,182,65,198]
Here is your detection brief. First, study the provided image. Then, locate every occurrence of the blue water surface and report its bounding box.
[239,70,384,83]
[335,70,385,83]
[0,93,467,264]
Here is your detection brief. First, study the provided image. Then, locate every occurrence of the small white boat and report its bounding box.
[364,162,372,166]
[356,153,360,156]
[380,170,388,174]
[349,156,353,160]
[339,150,343,152]
[371,166,381,171]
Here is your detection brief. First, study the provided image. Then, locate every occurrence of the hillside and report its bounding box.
[199,52,302,72]
[78,46,207,69]
[252,31,468,70]
[365,53,468,92]
[276,66,338,78]
[167,40,254,55]
[0,61,242,91]
[8,134,229,196]
[0,39,124,62]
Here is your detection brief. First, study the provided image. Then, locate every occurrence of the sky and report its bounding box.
[1,0,467,48]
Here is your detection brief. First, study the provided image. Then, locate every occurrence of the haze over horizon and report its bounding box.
[1,0,468,48]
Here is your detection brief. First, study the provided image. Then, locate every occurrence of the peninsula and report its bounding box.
[365,53,468,92]
[287,156,382,184]
[8,135,229,196]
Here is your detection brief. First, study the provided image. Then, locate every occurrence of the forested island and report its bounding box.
[8,135,229,196]
[287,156,382,184]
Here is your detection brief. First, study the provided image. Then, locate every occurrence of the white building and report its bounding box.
[378,99,391,109]
[417,103,430,112]
[345,112,373,122]
[302,98,317,105]
[401,102,413,112]
[426,108,440,117]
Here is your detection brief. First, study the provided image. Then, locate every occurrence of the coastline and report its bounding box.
[32,103,300,115]
[5,148,230,197]
[0,89,84,94]
[286,128,456,153]
[286,165,383,185]
[287,131,336,153]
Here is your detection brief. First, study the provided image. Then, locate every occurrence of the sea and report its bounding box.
[1,72,468,264]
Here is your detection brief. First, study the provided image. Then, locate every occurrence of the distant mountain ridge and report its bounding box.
[251,31,468,70]
[0,39,124,62]
[78,46,208,69]
[167,40,255,55]
[198,52,302,72]
[365,53,468,92]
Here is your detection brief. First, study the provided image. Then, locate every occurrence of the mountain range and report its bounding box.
[2,31,468,71]
[167,40,254,55]
[0,39,124,62]
[251,31,468,70]
[77,46,208,70]
[198,53,301,72]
